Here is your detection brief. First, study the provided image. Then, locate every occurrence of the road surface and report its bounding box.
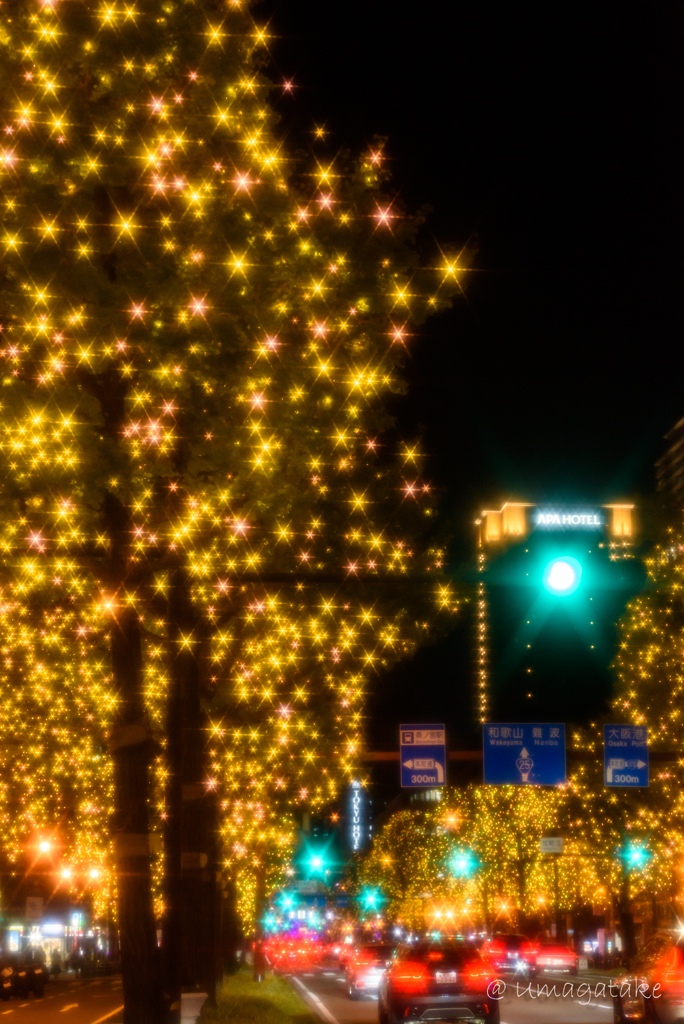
[289,962,617,1024]
[0,974,123,1024]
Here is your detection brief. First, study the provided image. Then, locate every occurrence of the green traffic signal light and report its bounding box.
[624,843,650,870]
[451,850,478,878]
[308,852,326,874]
[543,556,582,596]
[277,892,296,911]
[360,887,381,910]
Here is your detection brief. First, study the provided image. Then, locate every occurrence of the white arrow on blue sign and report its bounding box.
[400,725,446,788]
[604,725,648,787]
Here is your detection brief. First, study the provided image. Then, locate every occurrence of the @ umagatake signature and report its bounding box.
[486,979,662,1004]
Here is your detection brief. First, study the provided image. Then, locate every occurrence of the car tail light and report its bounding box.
[390,962,430,994]
[463,959,495,991]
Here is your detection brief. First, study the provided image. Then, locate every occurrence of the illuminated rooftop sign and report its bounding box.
[477,501,633,545]
[535,511,602,528]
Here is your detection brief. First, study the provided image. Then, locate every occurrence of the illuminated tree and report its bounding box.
[0,0,460,1017]
[0,588,112,911]
[608,529,684,929]
[354,784,640,937]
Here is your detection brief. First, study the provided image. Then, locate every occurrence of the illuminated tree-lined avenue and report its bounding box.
[0,1,680,1024]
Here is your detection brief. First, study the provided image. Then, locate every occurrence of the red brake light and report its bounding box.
[464,958,495,990]
[391,961,429,994]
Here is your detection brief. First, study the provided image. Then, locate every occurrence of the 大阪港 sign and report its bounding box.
[604,725,648,788]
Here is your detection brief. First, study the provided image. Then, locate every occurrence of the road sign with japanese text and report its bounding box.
[400,724,446,788]
[483,723,566,785]
[539,837,564,854]
[604,724,648,787]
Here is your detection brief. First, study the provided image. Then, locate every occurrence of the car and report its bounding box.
[377,937,499,1024]
[346,942,396,1000]
[613,931,684,1023]
[338,942,356,969]
[483,933,537,976]
[533,942,578,975]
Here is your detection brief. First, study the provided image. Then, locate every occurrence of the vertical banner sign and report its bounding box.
[26,896,43,921]
[604,725,649,787]
[400,724,446,788]
[483,723,566,785]
[347,780,369,853]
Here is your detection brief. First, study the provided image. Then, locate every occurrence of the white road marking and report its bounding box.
[1,1010,13,1016]
[60,1005,79,1012]
[291,976,340,1024]
[89,1007,124,1024]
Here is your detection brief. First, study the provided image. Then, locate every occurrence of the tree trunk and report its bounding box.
[164,569,219,1012]
[619,872,637,958]
[253,843,267,982]
[220,879,242,976]
[105,492,164,1024]
[162,569,191,1021]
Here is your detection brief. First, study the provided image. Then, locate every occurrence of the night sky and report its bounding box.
[262,3,683,757]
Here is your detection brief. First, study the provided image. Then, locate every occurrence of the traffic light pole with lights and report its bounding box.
[474,502,639,725]
[617,842,651,958]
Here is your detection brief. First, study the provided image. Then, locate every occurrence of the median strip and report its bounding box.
[198,968,320,1023]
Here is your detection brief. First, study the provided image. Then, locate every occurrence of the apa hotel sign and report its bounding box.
[476,501,634,545]
[535,510,602,528]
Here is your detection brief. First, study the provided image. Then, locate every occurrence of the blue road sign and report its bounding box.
[483,723,566,785]
[400,724,446,788]
[604,725,648,787]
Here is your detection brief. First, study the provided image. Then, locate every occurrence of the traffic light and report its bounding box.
[542,556,582,596]
[307,851,328,876]
[275,891,298,912]
[359,886,383,911]
[621,842,651,871]
[450,849,478,878]
[296,835,336,879]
